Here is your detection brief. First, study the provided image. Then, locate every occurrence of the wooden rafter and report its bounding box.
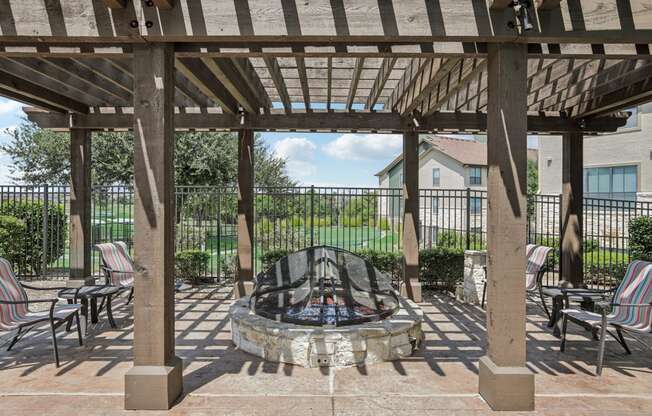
[4,57,124,106]
[366,57,397,110]
[43,58,133,104]
[230,58,271,110]
[391,58,460,115]
[326,57,332,111]
[71,58,133,96]
[200,57,261,113]
[570,61,652,117]
[425,59,486,115]
[296,57,311,111]
[0,69,88,113]
[264,57,292,114]
[346,58,365,111]
[0,58,98,107]
[387,58,431,113]
[175,58,238,114]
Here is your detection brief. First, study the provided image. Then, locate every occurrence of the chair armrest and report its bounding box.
[20,282,70,291]
[612,303,652,308]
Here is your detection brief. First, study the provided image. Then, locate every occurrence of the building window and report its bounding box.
[469,166,482,185]
[469,197,482,215]
[431,197,439,211]
[432,168,440,187]
[584,165,637,200]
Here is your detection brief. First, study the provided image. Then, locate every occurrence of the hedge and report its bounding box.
[630,216,652,262]
[358,247,464,291]
[175,250,210,285]
[0,200,67,275]
[259,248,290,271]
[0,215,26,267]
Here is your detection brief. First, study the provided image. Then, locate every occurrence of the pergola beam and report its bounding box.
[366,57,397,110]
[346,58,365,111]
[264,57,292,113]
[24,109,627,133]
[296,57,312,111]
[200,57,262,113]
[0,69,88,113]
[175,58,239,114]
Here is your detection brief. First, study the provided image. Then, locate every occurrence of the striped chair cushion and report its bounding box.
[96,242,134,288]
[525,244,553,291]
[0,257,29,331]
[610,260,652,332]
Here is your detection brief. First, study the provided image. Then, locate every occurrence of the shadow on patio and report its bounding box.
[0,286,650,415]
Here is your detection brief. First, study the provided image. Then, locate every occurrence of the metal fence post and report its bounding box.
[465,187,471,251]
[41,184,49,277]
[310,185,315,247]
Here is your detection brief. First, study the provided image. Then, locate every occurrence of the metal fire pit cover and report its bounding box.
[251,246,399,326]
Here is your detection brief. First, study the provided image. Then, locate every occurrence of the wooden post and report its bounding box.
[478,42,534,411]
[236,129,255,298]
[124,43,182,411]
[561,132,584,287]
[401,130,422,303]
[68,128,93,286]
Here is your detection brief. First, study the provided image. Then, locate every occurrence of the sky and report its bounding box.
[0,97,538,187]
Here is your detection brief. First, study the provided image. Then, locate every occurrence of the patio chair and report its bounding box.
[95,242,134,304]
[0,258,83,367]
[481,244,553,318]
[560,260,652,375]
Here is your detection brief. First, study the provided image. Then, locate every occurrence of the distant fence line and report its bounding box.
[1,184,651,287]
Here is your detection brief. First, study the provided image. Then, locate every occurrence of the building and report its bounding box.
[375,136,537,245]
[376,136,489,191]
[539,103,652,202]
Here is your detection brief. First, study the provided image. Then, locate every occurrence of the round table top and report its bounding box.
[58,285,122,299]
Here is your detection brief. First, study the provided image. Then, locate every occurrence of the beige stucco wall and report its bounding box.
[378,149,487,190]
[539,103,652,200]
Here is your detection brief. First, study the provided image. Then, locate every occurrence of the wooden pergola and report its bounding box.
[1,0,650,411]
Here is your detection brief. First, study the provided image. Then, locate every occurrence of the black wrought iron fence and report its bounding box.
[0,184,650,288]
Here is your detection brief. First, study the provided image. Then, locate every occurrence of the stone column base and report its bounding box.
[400,279,422,303]
[478,355,534,411]
[234,280,255,298]
[125,356,183,410]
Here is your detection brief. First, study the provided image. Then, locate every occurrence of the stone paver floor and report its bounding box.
[0,284,651,415]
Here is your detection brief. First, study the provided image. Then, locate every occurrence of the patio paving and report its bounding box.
[0,285,650,415]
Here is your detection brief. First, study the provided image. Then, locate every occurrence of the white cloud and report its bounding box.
[322,134,402,161]
[273,137,317,159]
[273,137,317,182]
[0,99,20,115]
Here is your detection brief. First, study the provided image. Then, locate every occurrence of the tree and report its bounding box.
[526,159,539,221]
[1,120,295,188]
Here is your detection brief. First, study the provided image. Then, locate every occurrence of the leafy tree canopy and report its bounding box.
[1,120,295,188]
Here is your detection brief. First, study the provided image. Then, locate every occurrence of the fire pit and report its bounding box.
[230,246,423,367]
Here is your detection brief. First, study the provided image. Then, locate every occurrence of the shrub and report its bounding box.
[342,216,362,227]
[630,216,652,262]
[175,250,210,285]
[420,247,465,290]
[377,218,391,231]
[583,238,600,253]
[0,200,67,275]
[175,224,206,250]
[436,230,484,250]
[259,248,290,271]
[0,215,26,267]
[356,249,402,283]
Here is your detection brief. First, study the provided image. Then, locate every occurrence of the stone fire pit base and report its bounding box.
[229,296,424,368]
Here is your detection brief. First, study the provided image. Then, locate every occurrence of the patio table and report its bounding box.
[58,285,121,333]
[542,287,603,337]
